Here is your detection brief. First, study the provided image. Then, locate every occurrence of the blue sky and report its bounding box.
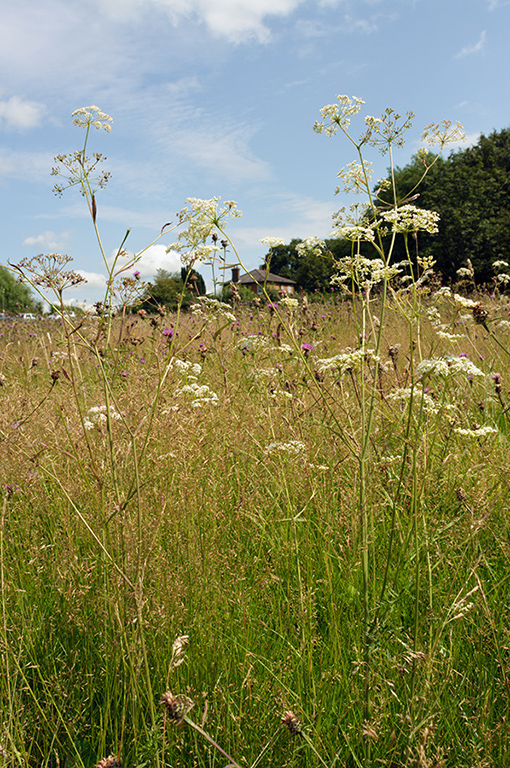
[1,0,509,306]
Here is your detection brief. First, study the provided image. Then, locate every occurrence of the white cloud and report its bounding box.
[0,95,45,131]
[455,30,486,59]
[108,244,183,279]
[76,270,108,290]
[22,230,72,251]
[96,0,307,42]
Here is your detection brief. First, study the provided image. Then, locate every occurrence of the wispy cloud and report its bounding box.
[0,95,46,131]
[455,30,486,59]
[22,230,72,250]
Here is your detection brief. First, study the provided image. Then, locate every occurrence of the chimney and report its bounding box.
[231,266,240,283]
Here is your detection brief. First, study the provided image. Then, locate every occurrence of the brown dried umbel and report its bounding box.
[160,692,194,723]
[472,302,489,327]
[95,756,121,768]
[281,710,303,735]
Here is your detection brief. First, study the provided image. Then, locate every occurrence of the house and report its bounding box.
[230,267,297,295]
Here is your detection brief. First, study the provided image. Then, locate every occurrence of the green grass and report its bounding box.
[0,295,509,767]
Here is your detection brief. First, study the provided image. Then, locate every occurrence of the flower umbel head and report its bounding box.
[72,106,113,132]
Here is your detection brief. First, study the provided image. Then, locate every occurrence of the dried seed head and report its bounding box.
[160,692,194,722]
[95,756,121,768]
[281,710,303,735]
[472,302,489,326]
[456,487,467,502]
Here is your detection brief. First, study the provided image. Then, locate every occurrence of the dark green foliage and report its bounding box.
[0,264,41,314]
[380,128,510,283]
[261,238,352,292]
[139,267,205,312]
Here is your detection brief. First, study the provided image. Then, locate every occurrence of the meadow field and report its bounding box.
[1,288,510,767]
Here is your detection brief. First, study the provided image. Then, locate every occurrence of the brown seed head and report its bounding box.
[472,302,489,326]
[160,691,194,722]
[95,756,121,768]
[281,710,303,735]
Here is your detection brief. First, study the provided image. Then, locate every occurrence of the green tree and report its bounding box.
[0,265,41,314]
[139,267,205,312]
[380,128,510,283]
[261,238,353,292]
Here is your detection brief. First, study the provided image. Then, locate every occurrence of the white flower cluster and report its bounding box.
[453,294,477,309]
[497,320,510,332]
[171,358,202,380]
[171,358,218,407]
[454,425,498,438]
[313,95,365,135]
[456,267,473,279]
[416,355,484,379]
[72,106,113,132]
[496,273,510,285]
[386,388,439,414]
[296,237,327,259]
[335,160,373,195]
[379,205,440,234]
[421,120,466,149]
[493,260,509,271]
[331,255,400,288]
[235,335,270,354]
[317,346,379,375]
[167,198,241,267]
[84,405,121,431]
[190,296,236,323]
[260,237,285,247]
[426,306,442,326]
[175,383,219,408]
[264,440,306,456]
[279,296,299,310]
[333,224,376,243]
[435,329,465,341]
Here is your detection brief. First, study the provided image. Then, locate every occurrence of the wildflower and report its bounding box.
[279,296,298,310]
[281,711,303,735]
[264,440,306,457]
[168,197,241,267]
[175,382,219,407]
[133,270,141,279]
[160,692,194,723]
[493,260,509,271]
[379,204,440,234]
[317,346,379,375]
[296,237,326,259]
[453,293,477,309]
[83,405,121,431]
[301,343,314,355]
[72,105,113,132]
[421,120,465,148]
[454,425,498,438]
[260,237,285,246]
[313,95,365,135]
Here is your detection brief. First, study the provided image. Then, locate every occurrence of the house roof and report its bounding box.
[238,269,296,285]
